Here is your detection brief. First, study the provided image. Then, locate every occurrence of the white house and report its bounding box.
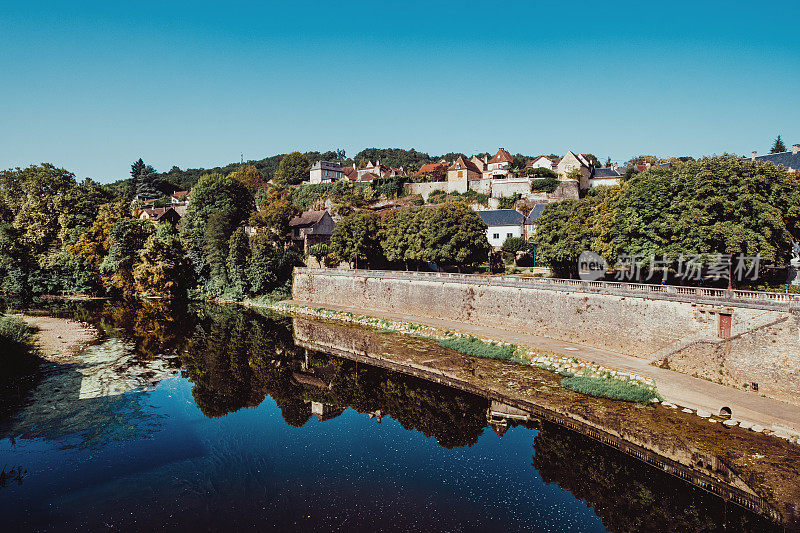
[482,148,516,180]
[309,161,345,183]
[477,209,525,249]
[590,167,622,188]
[527,155,560,172]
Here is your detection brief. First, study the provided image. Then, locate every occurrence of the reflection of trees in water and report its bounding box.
[174,306,489,448]
[532,420,780,533]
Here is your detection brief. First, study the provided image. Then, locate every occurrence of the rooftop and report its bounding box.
[478,209,525,227]
[525,204,547,224]
[289,210,328,228]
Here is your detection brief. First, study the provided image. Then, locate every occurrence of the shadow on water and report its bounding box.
[0,299,790,531]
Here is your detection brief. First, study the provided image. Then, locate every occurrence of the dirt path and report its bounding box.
[22,315,98,359]
[285,299,800,435]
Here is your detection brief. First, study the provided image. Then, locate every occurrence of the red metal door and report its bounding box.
[719,314,732,338]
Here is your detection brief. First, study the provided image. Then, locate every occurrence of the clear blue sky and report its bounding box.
[1,0,798,182]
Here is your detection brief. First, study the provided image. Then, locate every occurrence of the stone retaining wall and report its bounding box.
[292,268,800,402]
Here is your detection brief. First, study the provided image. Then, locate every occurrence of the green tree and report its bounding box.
[535,199,600,278]
[330,210,384,268]
[421,203,490,271]
[226,228,251,298]
[273,152,311,188]
[101,219,154,296]
[307,243,329,266]
[502,236,527,265]
[134,224,190,298]
[770,135,787,154]
[382,208,426,270]
[247,233,301,295]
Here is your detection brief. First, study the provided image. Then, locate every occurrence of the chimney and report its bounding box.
[793,144,799,155]
[751,151,757,161]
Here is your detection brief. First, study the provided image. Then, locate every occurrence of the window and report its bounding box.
[507,233,513,239]
[458,171,463,178]
[493,233,499,239]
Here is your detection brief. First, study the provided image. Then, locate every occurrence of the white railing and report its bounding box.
[295,268,800,310]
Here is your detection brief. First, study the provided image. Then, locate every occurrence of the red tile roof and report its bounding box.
[418,163,446,173]
[448,156,482,174]
[489,148,514,164]
[358,172,379,182]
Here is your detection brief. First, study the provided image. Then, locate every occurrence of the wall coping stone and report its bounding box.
[294,268,800,313]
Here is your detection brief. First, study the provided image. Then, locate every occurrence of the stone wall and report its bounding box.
[292,269,800,402]
[663,315,800,405]
[292,270,797,358]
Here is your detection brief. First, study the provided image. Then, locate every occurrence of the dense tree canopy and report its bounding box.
[273,152,311,188]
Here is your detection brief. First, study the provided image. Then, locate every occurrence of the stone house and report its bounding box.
[309,161,345,183]
[289,210,335,253]
[748,144,800,172]
[447,156,483,193]
[477,209,525,249]
[471,155,488,173]
[557,151,593,190]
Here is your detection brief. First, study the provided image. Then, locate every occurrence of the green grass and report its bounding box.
[438,336,522,362]
[561,375,663,404]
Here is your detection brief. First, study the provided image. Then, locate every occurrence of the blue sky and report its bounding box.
[1,1,798,182]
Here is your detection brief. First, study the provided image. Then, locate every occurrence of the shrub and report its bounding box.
[530,178,560,193]
[561,375,663,403]
[0,315,40,380]
[498,193,522,209]
[438,336,520,361]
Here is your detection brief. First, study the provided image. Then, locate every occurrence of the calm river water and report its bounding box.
[0,301,782,532]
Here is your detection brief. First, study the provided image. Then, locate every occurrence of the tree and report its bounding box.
[131,158,147,179]
[101,219,154,295]
[420,203,490,271]
[535,199,600,278]
[771,135,787,154]
[226,228,251,298]
[135,168,161,198]
[330,211,384,269]
[307,243,329,266]
[229,165,268,192]
[56,178,113,245]
[247,233,301,295]
[182,172,253,244]
[273,152,311,188]
[502,236,527,266]
[134,224,190,298]
[69,200,129,288]
[382,208,426,270]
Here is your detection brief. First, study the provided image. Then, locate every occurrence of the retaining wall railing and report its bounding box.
[294,267,800,312]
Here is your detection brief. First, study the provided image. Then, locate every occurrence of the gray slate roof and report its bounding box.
[478,209,525,227]
[749,150,800,171]
[525,204,547,224]
[593,167,622,178]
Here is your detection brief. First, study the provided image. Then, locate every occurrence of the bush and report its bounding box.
[0,315,40,380]
[498,193,521,209]
[561,375,663,403]
[530,178,560,193]
[438,336,520,361]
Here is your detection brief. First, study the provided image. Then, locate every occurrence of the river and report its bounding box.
[0,300,790,532]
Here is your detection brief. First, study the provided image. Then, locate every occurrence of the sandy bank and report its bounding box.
[22,315,98,359]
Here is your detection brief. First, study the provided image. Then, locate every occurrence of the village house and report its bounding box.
[171,190,190,204]
[482,148,516,180]
[470,155,488,173]
[309,161,345,183]
[557,151,593,190]
[748,144,800,172]
[477,209,525,249]
[590,167,623,188]
[138,207,182,224]
[446,156,482,193]
[527,155,560,172]
[524,204,546,238]
[289,210,336,253]
[417,162,448,180]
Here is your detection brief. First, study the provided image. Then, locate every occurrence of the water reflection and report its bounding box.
[0,300,790,531]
